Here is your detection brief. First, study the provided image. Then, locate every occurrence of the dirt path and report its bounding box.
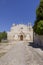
[0,42,43,65]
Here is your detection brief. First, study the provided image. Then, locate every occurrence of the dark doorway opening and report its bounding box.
[20,35,23,40]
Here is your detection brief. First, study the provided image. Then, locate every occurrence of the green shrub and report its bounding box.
[0,31,7,42]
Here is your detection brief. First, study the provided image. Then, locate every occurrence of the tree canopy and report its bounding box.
[33,1,43,35]
[0,31,7,42]
[36,2,43,20]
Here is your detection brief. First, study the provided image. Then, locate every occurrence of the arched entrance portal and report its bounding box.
[20,35,23,40]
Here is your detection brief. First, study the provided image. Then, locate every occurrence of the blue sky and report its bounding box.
[0,0,40,32]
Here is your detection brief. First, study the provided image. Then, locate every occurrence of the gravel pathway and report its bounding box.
[0,42,43,65]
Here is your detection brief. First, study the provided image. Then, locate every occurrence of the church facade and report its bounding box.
[7,24,33,42]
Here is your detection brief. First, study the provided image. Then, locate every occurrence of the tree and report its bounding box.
[40,0,43,2]
[2,31,7,40]
[36,2,43,20]
[0,31,7,42]
[35,20,43,35]
[0,33,2,42]
[33,1,43,35]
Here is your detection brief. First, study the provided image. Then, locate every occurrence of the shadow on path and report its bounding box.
[28,42,43,50]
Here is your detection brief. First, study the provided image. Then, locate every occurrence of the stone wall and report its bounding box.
[34,33,43,47]
[38,36,43,46]
[7,24,33,43]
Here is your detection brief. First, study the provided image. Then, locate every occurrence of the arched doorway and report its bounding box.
[20,35,23,40]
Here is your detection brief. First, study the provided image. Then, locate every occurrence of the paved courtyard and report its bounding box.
[0,41,43,65]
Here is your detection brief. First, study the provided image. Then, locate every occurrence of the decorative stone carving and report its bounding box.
[7,24,33,42]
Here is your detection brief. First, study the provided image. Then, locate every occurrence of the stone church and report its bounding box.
[7,23,33,42]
